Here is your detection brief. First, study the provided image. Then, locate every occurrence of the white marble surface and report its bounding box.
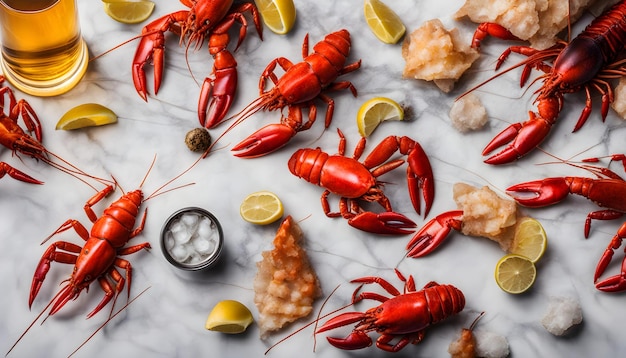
[2,0,626,357]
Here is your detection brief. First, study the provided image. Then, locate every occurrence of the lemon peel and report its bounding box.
[205,300,254,334]
[56,103,117,130]
[102,0,155,24]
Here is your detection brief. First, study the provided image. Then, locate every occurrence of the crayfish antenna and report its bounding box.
[68,286,151,357]
[40,149,115,192]
[143,153,198,203]
[537,149,625,180]
[201,93,278,159]
[457,59,529,101]
[264,285,350,355]
[89,29,161,63]
[457,46,559,101]
[139,154,157,189]
[469,311,485,330]
[6,287,68,356]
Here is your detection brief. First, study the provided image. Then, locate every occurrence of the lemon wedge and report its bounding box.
[356,97,404,137]
[205,300,254,334]
[494,254,537,294]
[363,0,406,44]
[102,0,155,24]
[509,217,548,263]
[240,191,284,225]
[56,103,118,130]
[254,0,296,35]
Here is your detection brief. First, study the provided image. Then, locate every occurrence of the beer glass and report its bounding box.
[0,0,88,96]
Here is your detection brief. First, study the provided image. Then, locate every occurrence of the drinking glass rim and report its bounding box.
[0,0,61,14]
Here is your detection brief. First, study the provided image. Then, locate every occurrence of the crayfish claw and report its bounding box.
[348,212,416,235]
[404,139,434,217]
[595,274,626,292]
[594,224,626,292]
[406,210,463,258]
[506,178,570,207]
[232,124,296,158]
[199,50,238,128]
[316,311,365,334]
[131,14,177,102]
[199,74,235,128]
[326,331,373,350]
[0,162,42,184]
[316,312,373,350]
[483,110,553,164]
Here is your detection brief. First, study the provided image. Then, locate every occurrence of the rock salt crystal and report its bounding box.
[541,296,583,336]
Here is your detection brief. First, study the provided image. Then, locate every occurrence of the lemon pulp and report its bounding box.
[356,97,404,137]
[510,217,548,263]
[495,254,537,294]
[240,191,284,225]
[363,0,406,44]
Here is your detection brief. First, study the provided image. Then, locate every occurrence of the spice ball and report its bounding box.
[185,127,211,152]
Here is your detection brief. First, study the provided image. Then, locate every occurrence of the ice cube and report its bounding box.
[192,236,215,255]
[188,249,202,265]
[196,217,214,238]
[169,243,190,262]
[170,219,192,244]
[174,229,192,244]
[181,213,199,231]
[164,232,175,250]
[169,219,184,233]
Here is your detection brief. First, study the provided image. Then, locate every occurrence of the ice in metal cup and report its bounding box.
[0,0,88,96]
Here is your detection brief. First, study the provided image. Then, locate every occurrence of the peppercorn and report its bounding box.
[185,127,211,152]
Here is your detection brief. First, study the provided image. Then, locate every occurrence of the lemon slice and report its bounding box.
[102,0,155,24]
[56,103,118,130]
[363,0,406,44]
[240,191,284,225]
[357,97,404,137]
[495,254,537,294]
[205,300,254,334]
[254,0,296,35]
[509,217,548,263]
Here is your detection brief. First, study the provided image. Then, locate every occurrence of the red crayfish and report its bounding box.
[132,0,263,128]
[315,269,465,352]
[467,0,626,164]
[505,154,626,292]
[224,29,361,158]
[7,157,195,355]
[0,77,105,186]
[287,129,434,234]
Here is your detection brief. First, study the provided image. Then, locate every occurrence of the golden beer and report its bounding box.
[0,0,88,96]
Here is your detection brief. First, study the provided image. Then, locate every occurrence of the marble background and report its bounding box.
[2,0,626,357]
